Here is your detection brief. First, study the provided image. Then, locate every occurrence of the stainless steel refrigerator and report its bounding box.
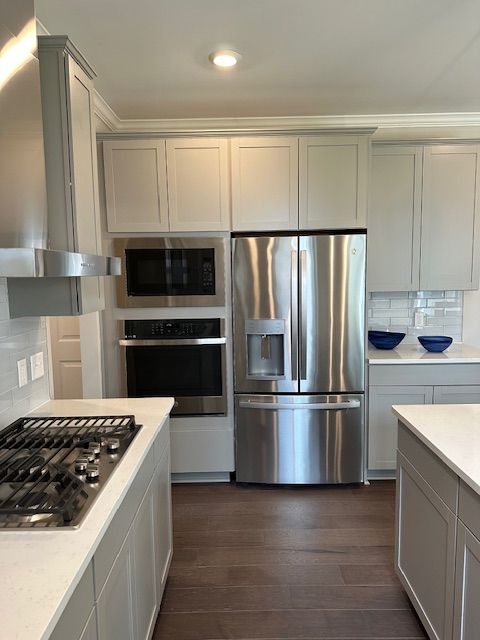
[232,232,366,484]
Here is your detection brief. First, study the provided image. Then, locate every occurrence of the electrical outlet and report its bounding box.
[30,351,45,381]
[17,359,28,387]
[414,311,425,328]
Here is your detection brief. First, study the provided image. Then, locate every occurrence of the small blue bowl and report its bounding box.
[368,330,406,350]
[418,336,453,352]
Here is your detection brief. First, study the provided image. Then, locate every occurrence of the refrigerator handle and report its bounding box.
[290,249,298,381]
[239,400,361,410]
[300,249,307,380]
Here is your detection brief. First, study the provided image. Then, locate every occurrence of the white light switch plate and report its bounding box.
[30,351,45,381]
[414,311,425,328]
[17,359,28,387]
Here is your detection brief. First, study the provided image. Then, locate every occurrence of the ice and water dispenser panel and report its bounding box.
[245,319,286,380]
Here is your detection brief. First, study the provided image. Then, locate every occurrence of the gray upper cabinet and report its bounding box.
[103,139,169,232]
[299,135,369,229]
[166,138,230,231]
[369,143,480,292]
[36,36,104,314]
[368,146,422,291]
[420,145,480,290]
[231,137,299,231]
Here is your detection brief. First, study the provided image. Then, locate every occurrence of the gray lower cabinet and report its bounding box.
[396,450,456,639]
[48,422,172,640]
[396,423,480,640]
[154,446,173,605]
[80,609,99,640]
[97,531,135,640]
[368,364,480,477]
[368,385,433,473]
[433,385,480,404]
[132,481,158,640]
[453,523,480,640]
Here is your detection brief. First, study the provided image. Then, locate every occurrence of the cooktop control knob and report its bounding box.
[106,437,120,453]
[85,464,100,483]
[81,450,95,463]
[88,442,101,457]
[75,457,89,473]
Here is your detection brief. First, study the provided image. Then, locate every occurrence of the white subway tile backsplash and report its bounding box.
[0,278,49,430]
[368,290,464,344]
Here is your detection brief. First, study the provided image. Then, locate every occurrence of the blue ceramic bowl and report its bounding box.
[368,330,406,350]
[418,336,453,352]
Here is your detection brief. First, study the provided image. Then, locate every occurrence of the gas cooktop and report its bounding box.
[0,415,141,529]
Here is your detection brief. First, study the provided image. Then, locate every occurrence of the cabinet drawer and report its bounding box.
[398,423,458,512]
[93,447,154,595]
[369,363,480,386]
[49,562,95,640]
[459,480,480,541]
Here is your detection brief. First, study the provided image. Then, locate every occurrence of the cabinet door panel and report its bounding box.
[133,481,157,640]
[421,145,480,290]
[104,140,168,232]
[368,385,433,472]
[97,532,135,640]
[454,522,480,640]
[299,136,368,229]
[154,446,173,605]
[368,146,422,291]
[167,138,230,231]
[396,452,456,640]
[79,608,98,640]
[434,385,480,404]
[231,137,298,230]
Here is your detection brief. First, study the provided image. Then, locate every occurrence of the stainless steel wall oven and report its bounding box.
[114,237,226,307]
[119,319,227,416]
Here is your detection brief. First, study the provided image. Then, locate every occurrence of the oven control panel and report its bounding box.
[124,318,222,339]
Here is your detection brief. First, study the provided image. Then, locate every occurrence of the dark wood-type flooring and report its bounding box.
[153,481,427,639]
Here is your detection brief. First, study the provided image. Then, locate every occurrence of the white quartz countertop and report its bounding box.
[393,404,480,496]
[0,397,174,640]
[368,343,480,364]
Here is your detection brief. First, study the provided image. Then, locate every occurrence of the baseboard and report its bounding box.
[171,471,231,483]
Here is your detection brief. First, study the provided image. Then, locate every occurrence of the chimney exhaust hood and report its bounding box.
[0,4,120,284]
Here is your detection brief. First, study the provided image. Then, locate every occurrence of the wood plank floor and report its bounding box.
[153,481,427,639]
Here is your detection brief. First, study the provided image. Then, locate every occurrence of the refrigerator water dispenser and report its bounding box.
[245,319,286,379]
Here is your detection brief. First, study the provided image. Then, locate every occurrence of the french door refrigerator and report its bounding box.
[233,232,366,484]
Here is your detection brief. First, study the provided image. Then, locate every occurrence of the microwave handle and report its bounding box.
[119,337,227,346]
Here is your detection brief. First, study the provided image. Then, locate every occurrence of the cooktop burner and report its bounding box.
[0,415,141,529]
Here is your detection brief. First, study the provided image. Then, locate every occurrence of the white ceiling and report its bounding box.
[36,0,480,120]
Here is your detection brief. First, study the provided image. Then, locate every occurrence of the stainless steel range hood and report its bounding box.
[0,3,119,281]
[0,248,120,277]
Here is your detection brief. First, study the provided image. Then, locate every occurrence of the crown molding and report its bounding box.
[93,92,480,136]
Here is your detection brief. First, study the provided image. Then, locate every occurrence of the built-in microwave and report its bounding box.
[114,237,226,307]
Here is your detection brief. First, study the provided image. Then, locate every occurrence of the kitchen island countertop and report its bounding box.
[393,403,480,496]
[368,343,480,364]
[0,397,174,640]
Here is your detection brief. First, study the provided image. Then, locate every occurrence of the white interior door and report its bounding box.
[49,316,83,399]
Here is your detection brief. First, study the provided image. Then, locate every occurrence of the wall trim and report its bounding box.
[93,91,480,135]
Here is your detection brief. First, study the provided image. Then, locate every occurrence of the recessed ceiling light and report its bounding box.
[209,50,241,68]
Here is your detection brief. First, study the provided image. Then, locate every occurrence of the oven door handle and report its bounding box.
[118,337,227,346]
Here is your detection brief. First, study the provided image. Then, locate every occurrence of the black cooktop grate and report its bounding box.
[0,415,138,526]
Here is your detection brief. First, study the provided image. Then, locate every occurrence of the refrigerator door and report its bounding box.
[299,233,365,393]
[235,394,364,484]
[233,236,298,393]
